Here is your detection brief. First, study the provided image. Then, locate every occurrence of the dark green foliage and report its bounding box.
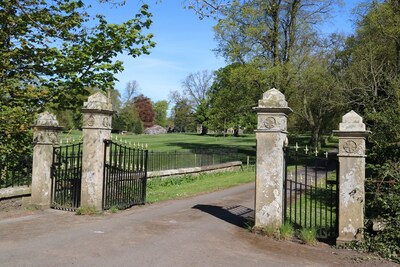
[153,100,169,127]
[132,119,144,135]
[362,163,400,263]
[113,106,143,134]
[339,1,400,261]
[207,63,262,134]
[172,99,196,132]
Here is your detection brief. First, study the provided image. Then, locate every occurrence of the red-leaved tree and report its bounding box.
[133,94,155,128]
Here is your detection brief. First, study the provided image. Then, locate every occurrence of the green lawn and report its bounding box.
[146,169,255,203]
[61,130,257,155]
[61,131,337,154]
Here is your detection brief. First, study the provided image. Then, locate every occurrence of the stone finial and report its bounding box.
[258,88,288,108]
[35,111,60,127]
[339,110,366,131]
[83,92,112,111]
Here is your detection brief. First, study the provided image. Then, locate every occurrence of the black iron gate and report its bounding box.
[51,143,83,211]
[103,140,148,210]
[283,147,339,241]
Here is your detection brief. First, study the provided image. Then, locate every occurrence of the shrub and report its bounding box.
[358,161,400,263]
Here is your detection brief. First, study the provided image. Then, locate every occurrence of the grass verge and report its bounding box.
[298,228,318,245]
[75,206,103,216]
[146,169,255,203]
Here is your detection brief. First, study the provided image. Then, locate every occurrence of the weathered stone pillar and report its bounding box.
[334,111,369,244]
[81,92,113,210]
[253,88,292,228]
[31,112,62,209]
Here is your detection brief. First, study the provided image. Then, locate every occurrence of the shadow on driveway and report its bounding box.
[193,204,254,228]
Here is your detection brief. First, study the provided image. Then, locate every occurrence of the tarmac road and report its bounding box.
[0,183,396,267]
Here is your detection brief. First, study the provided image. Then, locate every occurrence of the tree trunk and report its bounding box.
[311,125,320,149]
[287,0,300,64]
[233,127,239,137]
[396,41,400,74]
[200,125,208,135]
[271,1,281,67]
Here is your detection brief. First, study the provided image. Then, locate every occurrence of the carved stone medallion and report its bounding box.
[263,117,276,129]
[103,117,110,128]
[87,115,95,127]
[343,140,357,153]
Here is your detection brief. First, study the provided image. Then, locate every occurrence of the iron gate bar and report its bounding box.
[103,140,148,210]
[304,154,311,228]
[51,143,83,211]
[284,147,339,241]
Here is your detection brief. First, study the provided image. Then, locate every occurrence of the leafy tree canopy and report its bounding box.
[338,1,400,261]
[134,94,155,128]
[0,0,155,155]
[153,100,169,127]
[208,62,266,134]
[1,0,155,108]
[181,70,213,134]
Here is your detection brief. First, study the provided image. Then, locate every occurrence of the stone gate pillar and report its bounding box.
[31,112,62,209]
[334,111,369,244]
[81,92,113,210]
[253,89,292,228]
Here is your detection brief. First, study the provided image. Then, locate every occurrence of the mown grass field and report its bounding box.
[61,130,338,155]
[146,169,255,203]
[62,130,257,155]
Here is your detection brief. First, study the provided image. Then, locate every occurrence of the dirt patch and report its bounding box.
[0,197,41,220]
[241,231,396,266]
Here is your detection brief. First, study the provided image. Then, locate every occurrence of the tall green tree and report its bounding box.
[340,0,400,163]
[153,100,169,127]
[188,0,343,143]
[171,99,196,132]
[290,50,344,145]
[338,1,400,261]
[114,104,143,134]
[168,90,196,132]
[181,70,213,134]
[208,63,265,135]
[0,1,155,156]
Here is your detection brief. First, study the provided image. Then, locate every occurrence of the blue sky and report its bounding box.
[97,0,362,103]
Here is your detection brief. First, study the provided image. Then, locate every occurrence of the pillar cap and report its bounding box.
[253,88,292,114]
[333,110,370,137]
[33,111,63,130]
[339,110,365,131]
[82,92,113,113]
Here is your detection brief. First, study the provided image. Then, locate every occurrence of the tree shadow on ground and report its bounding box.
[193,204,254,228]
[164,142,256,158]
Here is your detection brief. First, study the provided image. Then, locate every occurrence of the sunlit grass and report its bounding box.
[146,169,255,203]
